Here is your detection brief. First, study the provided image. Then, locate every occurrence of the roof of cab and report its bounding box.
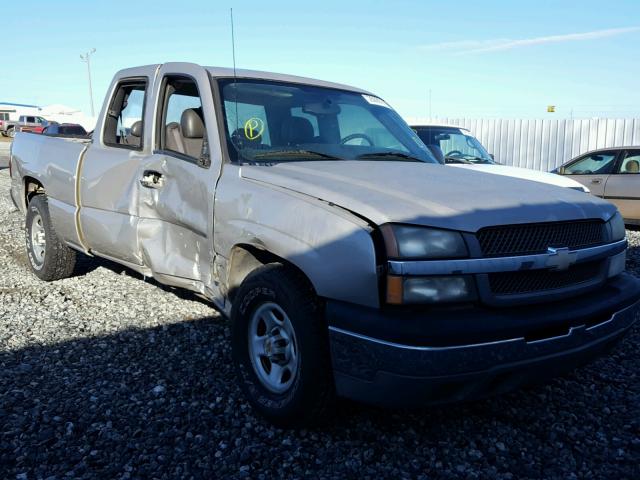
[205,66,371,94]
[112,63,374,95]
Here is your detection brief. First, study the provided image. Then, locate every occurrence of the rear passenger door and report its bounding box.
[79,77,149,264]
[603,149,640,223]
[135,64,222,293]
[560,150,620,197]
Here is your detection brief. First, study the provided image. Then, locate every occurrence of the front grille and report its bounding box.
[488,261,602,295]
[477,220,605,257]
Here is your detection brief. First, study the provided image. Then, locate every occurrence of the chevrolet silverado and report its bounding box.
[9,63,640,426]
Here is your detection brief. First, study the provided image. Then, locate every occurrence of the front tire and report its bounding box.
[231,264,336,427]
[25,195,76,281]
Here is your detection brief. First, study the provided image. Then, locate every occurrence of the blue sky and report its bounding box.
[2,0,639,119]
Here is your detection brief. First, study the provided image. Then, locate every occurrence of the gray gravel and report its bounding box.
[1,166,639,479]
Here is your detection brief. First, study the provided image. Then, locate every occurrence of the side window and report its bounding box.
[563,152,618,175]
[617,151,640,174]
[223,100,271,147]
[103,79,147,149]
[26,116,35,123]
[158,75,209,162]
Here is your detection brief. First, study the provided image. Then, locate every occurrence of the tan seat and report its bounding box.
[625,159,639,173]
[164,108,205,158]
[165,122,183,153]
[125,120,142,147]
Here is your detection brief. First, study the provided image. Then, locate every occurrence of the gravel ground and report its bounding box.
[0,166,639,479]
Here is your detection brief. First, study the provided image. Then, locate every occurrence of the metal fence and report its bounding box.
[413,118,640,171]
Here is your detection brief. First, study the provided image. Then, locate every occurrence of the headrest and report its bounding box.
[281,116,314,145]
[427,144,445,164]
[130,120,143,137]
[181,108,205,139]
[625,159,639,173]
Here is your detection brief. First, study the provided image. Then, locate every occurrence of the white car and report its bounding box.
[411,124,590,193]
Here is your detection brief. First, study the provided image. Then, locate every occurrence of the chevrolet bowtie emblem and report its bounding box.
[546,247,577,271]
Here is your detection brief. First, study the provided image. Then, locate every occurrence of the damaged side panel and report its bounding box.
[214,164,380,308]
[136,153,216,295]
[78,147,146,265]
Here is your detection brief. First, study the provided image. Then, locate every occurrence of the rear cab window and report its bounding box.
[103,78,148,150]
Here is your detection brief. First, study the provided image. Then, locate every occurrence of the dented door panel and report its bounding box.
[137,153,215,281]
[79,147,146,264]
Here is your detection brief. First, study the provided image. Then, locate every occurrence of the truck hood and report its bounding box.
[240,161,616,232]
[450,163,590,192]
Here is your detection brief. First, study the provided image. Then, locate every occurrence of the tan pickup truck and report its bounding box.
[9,62,640,426]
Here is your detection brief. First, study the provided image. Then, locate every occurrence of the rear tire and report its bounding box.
[7,127,15,138]
[231,264,336,427]
[25,195,76,281]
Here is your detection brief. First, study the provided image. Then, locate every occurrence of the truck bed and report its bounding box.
[11,132,90,249]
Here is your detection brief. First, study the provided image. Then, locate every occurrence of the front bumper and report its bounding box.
[328,273,640,407]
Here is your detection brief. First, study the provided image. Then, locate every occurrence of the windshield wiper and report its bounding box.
[356,152,425,162]
[252,149,341,160]
[445,156,473,164]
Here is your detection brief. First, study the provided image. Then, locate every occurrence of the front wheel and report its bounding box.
[25,195,77,281]
[231,264,336,427]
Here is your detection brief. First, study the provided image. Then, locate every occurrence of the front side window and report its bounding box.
[616,151,640,174]
[563,152,618,175]
[26,116,35,123]
[103,79,147,149]
[158,75,208,162]
[414,127,493,164]
[218,78,436,164]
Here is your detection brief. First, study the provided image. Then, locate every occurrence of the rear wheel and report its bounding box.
[25,195,76,281]
[7,126,15,138]
[231,264,336,427]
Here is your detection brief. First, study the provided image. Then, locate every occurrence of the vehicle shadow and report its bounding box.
[72,252,212,307]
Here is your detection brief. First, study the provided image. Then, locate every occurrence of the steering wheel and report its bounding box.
[446,150,464,157]
[340,133,374,146]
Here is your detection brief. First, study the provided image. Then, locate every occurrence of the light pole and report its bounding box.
[80,48,96,117]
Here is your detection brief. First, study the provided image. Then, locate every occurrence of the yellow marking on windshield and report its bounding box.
[244,118,265,140]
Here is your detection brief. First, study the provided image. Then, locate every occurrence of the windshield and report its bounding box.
[218,78,437,164]
[413,127,494,164]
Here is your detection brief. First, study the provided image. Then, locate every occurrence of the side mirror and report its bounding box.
[558,166,566,175]
[489,153,495,160]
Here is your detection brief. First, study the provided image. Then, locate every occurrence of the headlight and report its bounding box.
[387,275,476,304]
[607,212,626,242]
[381,224,468,259]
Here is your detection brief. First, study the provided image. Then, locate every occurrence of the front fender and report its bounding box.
[214,167,380,308]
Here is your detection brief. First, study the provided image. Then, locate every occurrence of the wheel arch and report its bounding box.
[24,176,45,205]
[226,243,316,303]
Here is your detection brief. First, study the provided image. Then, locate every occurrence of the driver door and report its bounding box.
[560,150,620,197]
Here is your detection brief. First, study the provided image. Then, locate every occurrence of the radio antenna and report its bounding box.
[230,8,239,135]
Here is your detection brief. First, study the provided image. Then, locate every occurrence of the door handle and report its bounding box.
[140,170,164,189]
[591,179,602,185]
